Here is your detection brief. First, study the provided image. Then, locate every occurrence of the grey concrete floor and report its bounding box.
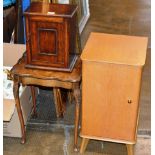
[3,0,151,154]
[4,129,150,155]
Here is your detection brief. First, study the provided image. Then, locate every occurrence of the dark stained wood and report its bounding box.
[73,87,81,152]
[24,2,79,72]
[11,55,81,82]
[13,79,26,144]
[3,0,150,154]
[11,56,81,150]
[53,88,64,118]
[30,86,37,117]
[24,2,78,17]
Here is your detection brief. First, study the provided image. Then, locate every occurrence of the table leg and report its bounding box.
[53,88,64,118]
[80,138,89,154]
[73,88,81,152]
[13,81,26,144]
[30,86,37,117]
[126,144,134,155]
[68,90,73,104]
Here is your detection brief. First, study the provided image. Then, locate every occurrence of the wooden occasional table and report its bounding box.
[10,55,81,151]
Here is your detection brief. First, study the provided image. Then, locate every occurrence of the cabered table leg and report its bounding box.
[68,90,74,104]
[80,138,89,154]
[126,144,134,155]
[30,86,37,117]
[73,87,81,151]
[53,88,64,118]
[13,81,26,144]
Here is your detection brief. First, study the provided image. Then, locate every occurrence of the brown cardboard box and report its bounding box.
[3,43,26,66]
[3,87,33,137]
[3,43,38,137]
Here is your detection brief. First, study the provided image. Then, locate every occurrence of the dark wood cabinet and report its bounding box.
[24,2,78,72]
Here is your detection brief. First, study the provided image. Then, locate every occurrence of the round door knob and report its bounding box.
[128,99,132,104]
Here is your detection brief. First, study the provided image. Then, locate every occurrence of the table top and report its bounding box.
[11,56,81,83]
[81,32,148,66]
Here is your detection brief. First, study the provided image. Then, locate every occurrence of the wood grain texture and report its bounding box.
[30,86,37,117]
[53,88,64,118]
[24,2,78,71]
[80,33,148,150]
[10,56,82,150]
[81,62,143,142]
[13,80,26,144]
[126,144,134,155]
[11,56,81,83]
[81,33,148,66]
[24,2,78,17]
[80,138,89,154]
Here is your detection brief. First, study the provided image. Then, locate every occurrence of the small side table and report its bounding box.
[10,56,81,151]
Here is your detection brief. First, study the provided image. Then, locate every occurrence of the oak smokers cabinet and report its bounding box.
[80,33,148,154]
[24,2,78,72]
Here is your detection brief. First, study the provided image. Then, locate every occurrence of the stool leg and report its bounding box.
[80,138,89,154]
[73,88,81,151]
[53,88,63,118]
[126,144,134,155]
[30,86,37,117]
[13,81,26,144]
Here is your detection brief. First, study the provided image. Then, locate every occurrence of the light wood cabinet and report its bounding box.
[80,32,148,154]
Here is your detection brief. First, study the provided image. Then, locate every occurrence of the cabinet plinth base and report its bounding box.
[25,54,79,72]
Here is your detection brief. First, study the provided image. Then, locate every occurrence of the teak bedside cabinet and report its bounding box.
[80,33,148,155]
[24,2,78,72]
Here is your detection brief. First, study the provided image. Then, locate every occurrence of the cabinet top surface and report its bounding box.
[81,32,148,66]
[24,2,77,18]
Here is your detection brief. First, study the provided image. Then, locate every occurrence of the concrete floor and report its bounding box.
[3,0,151,154]
[4,129,150,155]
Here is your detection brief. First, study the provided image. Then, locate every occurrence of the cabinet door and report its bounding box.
[26,16,66,68]
[81,62,142,142]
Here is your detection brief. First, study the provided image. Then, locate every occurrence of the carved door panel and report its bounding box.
[28,17,66,68]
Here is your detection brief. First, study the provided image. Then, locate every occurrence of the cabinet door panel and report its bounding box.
[81,62,142,142]
[28,17,65,67]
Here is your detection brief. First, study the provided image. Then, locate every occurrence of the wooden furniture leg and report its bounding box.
[73,87,81,151]
[126,144,134,155]
[13,80,26,144]
[30,86,37,117]
[68,90,73,104]
[58,88,66,114]
[53,88,64,118]
[80,138,89,154]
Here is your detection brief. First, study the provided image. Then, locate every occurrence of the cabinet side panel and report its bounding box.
[81,61,142,142]
[25,17,31,64]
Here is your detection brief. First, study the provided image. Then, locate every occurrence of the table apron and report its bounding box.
[19,77,78,89]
